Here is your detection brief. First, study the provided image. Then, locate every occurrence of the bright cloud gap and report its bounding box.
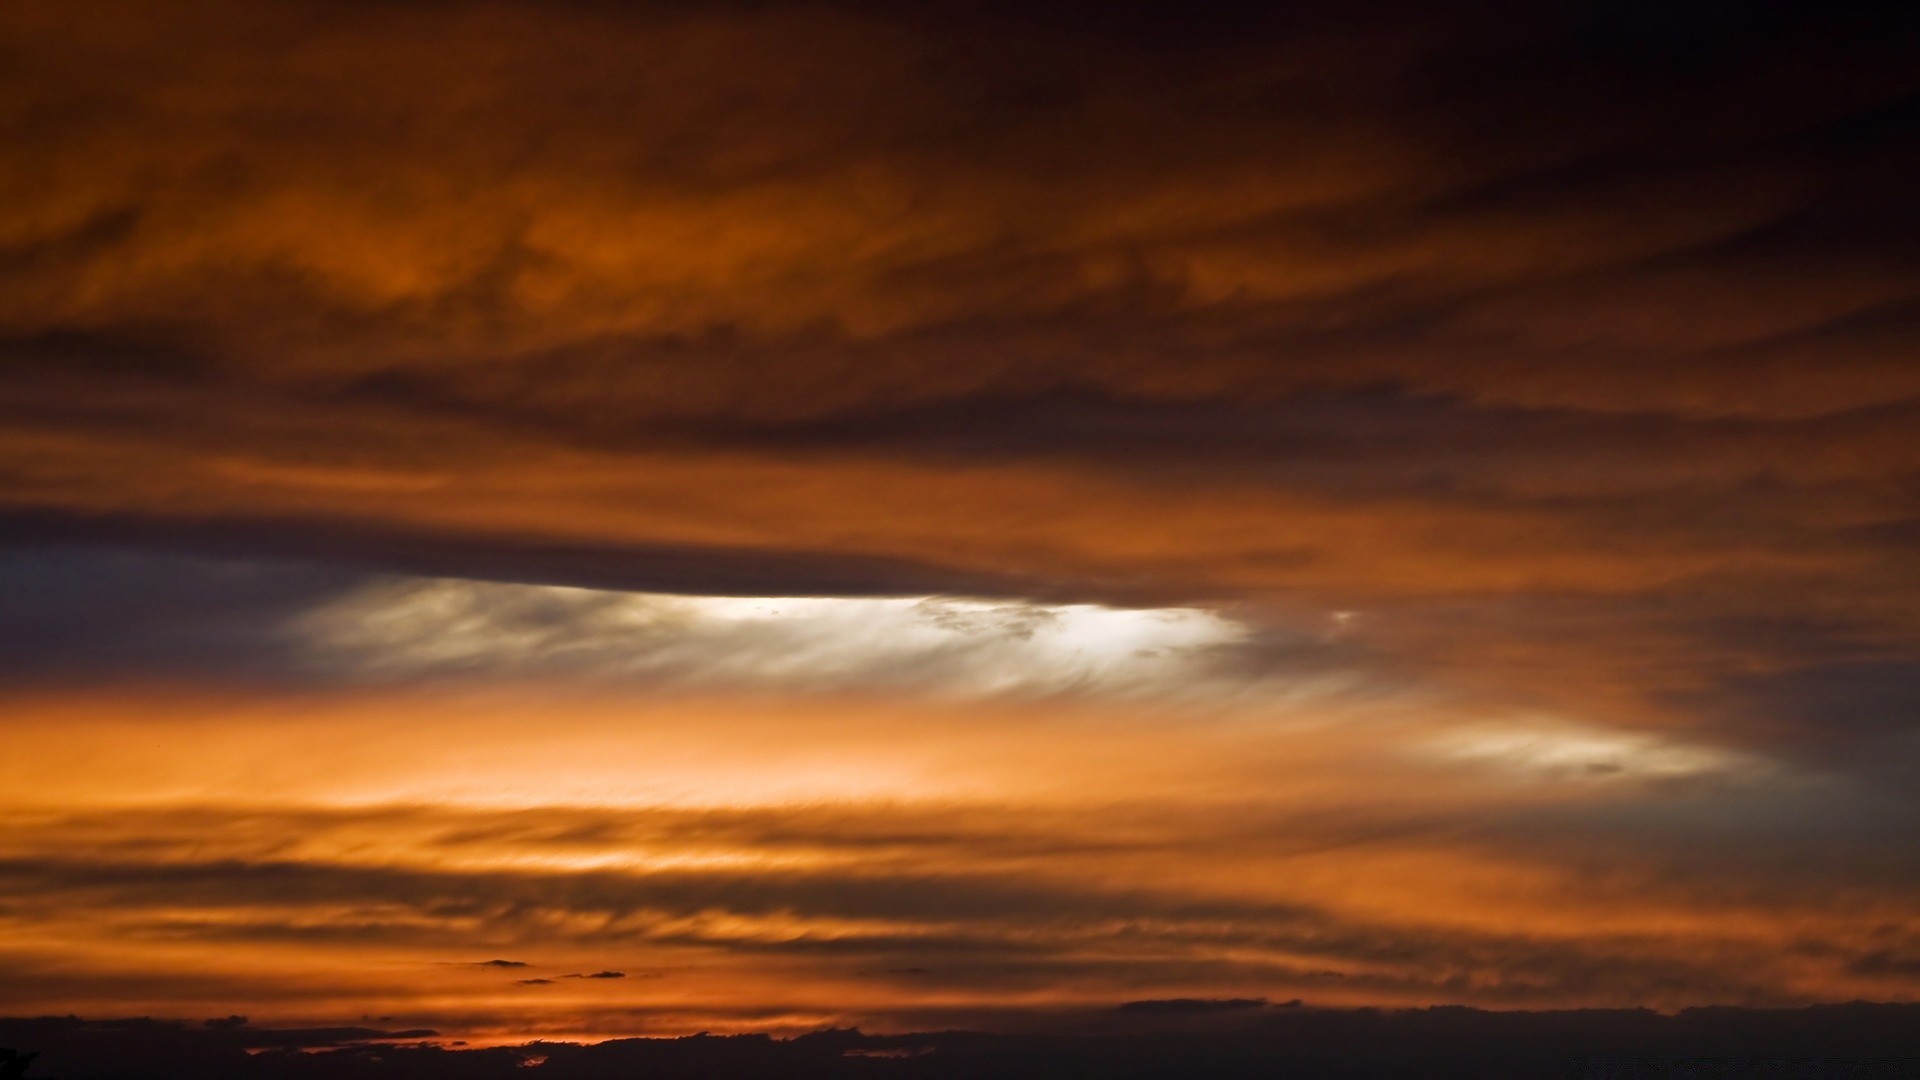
[298,579,1258,699]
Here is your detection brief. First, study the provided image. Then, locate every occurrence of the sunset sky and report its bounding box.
[2,0,1919,1050]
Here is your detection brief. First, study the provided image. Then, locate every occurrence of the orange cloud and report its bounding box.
[1,0,1918,1042]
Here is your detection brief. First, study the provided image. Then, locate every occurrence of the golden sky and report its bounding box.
[1,0,1918,1045]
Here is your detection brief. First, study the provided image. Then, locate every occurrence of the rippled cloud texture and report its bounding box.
[1,0,1918,1045]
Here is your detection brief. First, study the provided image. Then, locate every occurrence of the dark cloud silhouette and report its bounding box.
[1113,991,1274,1006]
[0,1049,35,1080]
[6,1005,1920,1079]
[1116,997,1270,1015]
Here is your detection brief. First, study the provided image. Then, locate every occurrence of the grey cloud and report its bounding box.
[0,543,365,685]
[0,510,1044,604]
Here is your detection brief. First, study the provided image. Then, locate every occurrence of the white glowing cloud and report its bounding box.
[1420,718,1773,784]
[297,579,1250,698]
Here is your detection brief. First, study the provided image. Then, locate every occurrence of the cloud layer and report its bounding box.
[1,0,1918,1042]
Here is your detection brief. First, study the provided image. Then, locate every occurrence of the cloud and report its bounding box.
[1,0,1916,605]
[0,544,364,685]
[1115,997,1271,1014]
[1,0,1919,1042]
[0,789,1914,1025]
[295,578,1252,699]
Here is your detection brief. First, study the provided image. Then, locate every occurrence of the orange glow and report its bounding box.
[3,0,1919,1051]
[2,675,1913,1038]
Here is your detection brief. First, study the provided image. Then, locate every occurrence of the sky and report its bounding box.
[1,0,1919,1051]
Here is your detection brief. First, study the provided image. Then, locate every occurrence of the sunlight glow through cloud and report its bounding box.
[1421,719,1772,784]
[299,580,1250,698]
[3,0,1919,1057]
